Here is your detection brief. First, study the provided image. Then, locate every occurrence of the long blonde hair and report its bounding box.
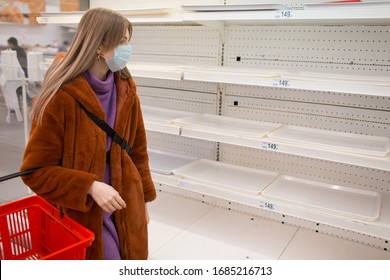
[31,8,133,123]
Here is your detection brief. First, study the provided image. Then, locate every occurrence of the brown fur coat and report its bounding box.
[20,73,156,259]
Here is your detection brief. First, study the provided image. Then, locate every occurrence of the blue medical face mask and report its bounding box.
[103,43,132,72]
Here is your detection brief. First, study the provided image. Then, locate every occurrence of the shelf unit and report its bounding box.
[149,175,390,242]
[130,64,390,97]
[37,5,390,96]
[37,7,390,97]
[38,0,390,251]
[141,107,390,171]
[37,6,390,25]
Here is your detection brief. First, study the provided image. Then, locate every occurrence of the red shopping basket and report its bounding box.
[0,195,94,260]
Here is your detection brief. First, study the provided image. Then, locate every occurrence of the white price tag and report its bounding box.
[273,79,290,87]
[178,180,193,189]
[259,201,275,211]
[261,142,279,151]
[275,10,293,19]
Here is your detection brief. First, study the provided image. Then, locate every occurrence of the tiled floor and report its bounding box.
[1,95,389,260]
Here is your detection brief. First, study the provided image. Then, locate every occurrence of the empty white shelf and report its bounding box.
[281,71,390,87]
[183,66,281,86]
[129,62,183,80]
[149,192,390,260]
[153,173,390,239]
[29,49,390,97]
[181,4,288,12]
[142,108,390,170]
[142,106,195,122]
[262,175,382,222]
[279,71,390,96]
[142,106,194,134]
[37,7,390,27]
[148,149,197,175]
[172,159,278,195]
[262,138,390,171]
[304,1,390,10]
[267,125,390,157]
[183,67,390,97]
[173,114,281,140]
[156,112,390,169]
[183,8,390,25]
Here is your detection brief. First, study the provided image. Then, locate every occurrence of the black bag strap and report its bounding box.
[0,168,39,182]
[0,101,133,183]
[76,100,133,156]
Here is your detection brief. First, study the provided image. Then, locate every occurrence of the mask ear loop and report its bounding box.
[97,53,110,63]
[96,45,106,61]
[97,51,108,61]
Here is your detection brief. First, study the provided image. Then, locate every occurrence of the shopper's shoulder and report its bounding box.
[48,88,77,111]
[125,77,137,95]
[116,76,137,96]
[126,76,136,87]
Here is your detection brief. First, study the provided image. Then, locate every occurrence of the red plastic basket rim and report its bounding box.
[0,195,95,260]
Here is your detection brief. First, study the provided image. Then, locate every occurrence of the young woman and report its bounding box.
[20,8,156,260]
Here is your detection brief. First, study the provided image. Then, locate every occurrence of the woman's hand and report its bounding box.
[88,181,126,212]
[145,203,150,224]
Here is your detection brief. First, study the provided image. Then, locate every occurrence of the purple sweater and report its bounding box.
[84,70,121,260]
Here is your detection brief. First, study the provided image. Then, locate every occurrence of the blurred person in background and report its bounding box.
[58,40,70,52]
[7,37,32,105]
[7,37,27,77]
